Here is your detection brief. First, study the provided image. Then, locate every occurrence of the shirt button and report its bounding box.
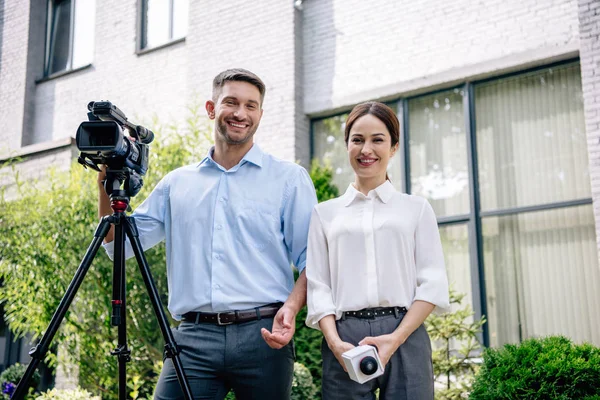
[214,254,220,260]
[220,197,227,203]
[217,225,223,230]
[214,284,220,289]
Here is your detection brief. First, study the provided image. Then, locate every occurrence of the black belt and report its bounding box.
[342,306,407,320]
[181,303,282,325]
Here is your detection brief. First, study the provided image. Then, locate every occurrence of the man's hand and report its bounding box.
[359,333,404,368]
[261,306,296,349]
[98,164,107,184]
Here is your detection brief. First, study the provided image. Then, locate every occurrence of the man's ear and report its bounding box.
[206,100,216,119]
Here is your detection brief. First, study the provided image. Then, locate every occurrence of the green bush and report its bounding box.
[35,387,101,400]
[291,362,318,400]
[470,336,600,399]
[426,288,484,399]
[309,159,339,202]
[0,362,41,399]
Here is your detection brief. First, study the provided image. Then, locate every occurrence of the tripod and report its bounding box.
[12,174,193,400]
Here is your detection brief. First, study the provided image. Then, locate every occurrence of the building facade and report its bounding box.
[1,0,599,368]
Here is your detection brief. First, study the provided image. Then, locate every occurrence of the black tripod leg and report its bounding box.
[110,217,130,400]
[11,217,113,400]
[124,217,193,400]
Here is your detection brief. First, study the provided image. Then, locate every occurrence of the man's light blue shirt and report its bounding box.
[103,144,317,318]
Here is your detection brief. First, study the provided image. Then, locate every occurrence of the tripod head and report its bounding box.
[102,168,139,213]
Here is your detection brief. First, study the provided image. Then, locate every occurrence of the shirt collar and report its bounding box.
[343,180,395,206]
[198,144,264,169]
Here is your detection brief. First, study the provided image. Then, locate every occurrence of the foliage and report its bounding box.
[291,362,318,400]
[470,336,600,399]
[309,159,339,202]
[0,102,212,399]
[426,288,485,399]
[0,362,40,399]
[35,387,101,400]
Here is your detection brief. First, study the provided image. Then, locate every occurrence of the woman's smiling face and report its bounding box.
[347,113,398,182]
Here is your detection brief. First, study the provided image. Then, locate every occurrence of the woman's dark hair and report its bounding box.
[344,102,400,182]
[344,102,400,147]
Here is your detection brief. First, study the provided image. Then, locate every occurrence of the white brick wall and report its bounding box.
[0,0,31,152]
[23,1,301,164]
[303,0,581,114]
[578,0,600,252]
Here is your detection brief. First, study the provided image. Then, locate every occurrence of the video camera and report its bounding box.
[76,101,154,197]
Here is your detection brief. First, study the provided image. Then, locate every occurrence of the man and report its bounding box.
[97,68,317,399]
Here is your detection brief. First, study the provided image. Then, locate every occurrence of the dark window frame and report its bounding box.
[139,0,186,52]
[43,0,95,79]
[44,0,75,77]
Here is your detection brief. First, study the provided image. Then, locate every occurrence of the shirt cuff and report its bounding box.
[305,310,336,331]
[102,241,115,261]
[413,292,450,314]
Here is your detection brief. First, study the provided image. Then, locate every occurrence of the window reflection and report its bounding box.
[408,89,469,217]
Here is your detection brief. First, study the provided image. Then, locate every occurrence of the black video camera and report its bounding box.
[76,101,154,197]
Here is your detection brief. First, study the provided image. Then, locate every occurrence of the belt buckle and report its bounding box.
[217,312,234,326]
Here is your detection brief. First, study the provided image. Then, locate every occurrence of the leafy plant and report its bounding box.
[291,362,318,400]
[426,288,485,399]
[470,335,600,399]
[35,387,101,400]
[309,159,339,202]
[0,362,40,399]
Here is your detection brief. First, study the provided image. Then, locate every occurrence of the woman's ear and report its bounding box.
[390,143,399,157]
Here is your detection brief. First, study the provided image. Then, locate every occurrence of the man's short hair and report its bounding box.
[212,68,266,105]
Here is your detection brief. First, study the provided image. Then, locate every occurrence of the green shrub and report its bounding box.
[0,362,40,399]
[309,159,339,202]
[426,288,484,399]
[291,362,318,400]
[35,387,100,400]
[470,336,600,399]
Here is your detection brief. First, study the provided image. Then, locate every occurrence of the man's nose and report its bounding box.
[233,107,246,119]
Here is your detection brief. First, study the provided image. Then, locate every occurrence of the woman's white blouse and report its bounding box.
[305,181,450,330]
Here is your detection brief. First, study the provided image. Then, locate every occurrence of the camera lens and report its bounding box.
[359,356,378,375]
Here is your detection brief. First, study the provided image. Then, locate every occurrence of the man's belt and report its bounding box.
[181,303,282,325]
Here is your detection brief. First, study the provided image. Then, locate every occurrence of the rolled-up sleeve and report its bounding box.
[413,200,450,313]
[282,167,318,272]
[305,207,336,330]
[103,177,168,261]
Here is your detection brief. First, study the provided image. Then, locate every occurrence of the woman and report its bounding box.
[306,102,450,400]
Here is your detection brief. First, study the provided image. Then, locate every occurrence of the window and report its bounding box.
[310,61,600,348]
[44,0,96,77]
[141,0,188,50]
